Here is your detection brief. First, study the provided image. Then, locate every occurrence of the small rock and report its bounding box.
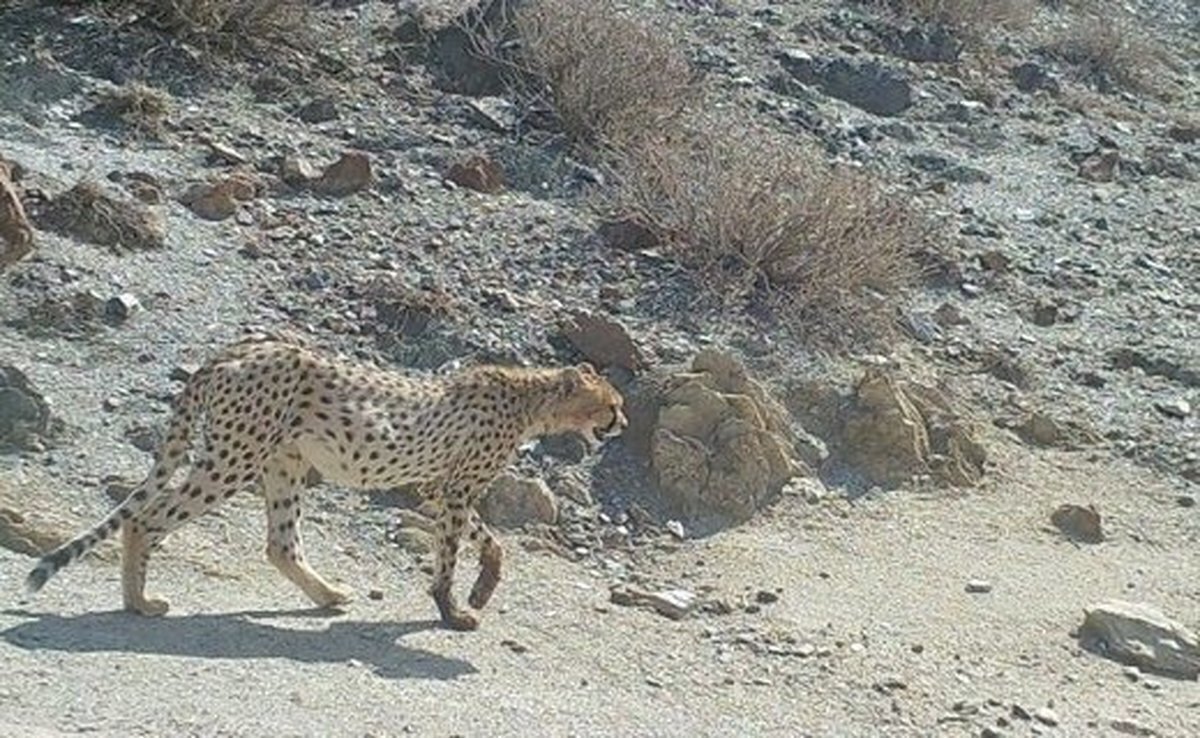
[180,174,258,221]
[1109,718,1157,737]
[0,364,57,450]
[1015,412,1064,447]
[465,96,519,132]
[1154,399,1191,419]
[103,292,141,323]
[597,219,659,252]
[1078,151,1119,183]
[1033,708,1059,727]
[647,589,697,620]
[280,154,318,187]
[1010,61,1060,94]
[205,140,248,165]
[1011,704,1032,721]
[1050,503,1103,544]
[1176,495,1196,508]
[933,302,969,327]
[479,472,557,529]
[297,96,340,124]
[169,363,200,382]
[314,151,373,197]
[367,588,383,600]
[1031,298,1058,327]
[446,155,505,194]
[978,250,1010,272]
[1078,599,1200,679]
[665,519,686,540]
[965,579,993,594]
[755,590,779,605]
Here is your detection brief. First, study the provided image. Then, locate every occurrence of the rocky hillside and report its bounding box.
[0,1,1197,736]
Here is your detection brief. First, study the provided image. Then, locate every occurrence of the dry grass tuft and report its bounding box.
[1048,10,1169,93]
[130,0,308,50]
[513,0,697,147]
[878,0,1035,34]
[95,82,172,136]
[604,112,923,342]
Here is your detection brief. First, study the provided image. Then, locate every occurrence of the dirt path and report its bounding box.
[2,437,1195,737]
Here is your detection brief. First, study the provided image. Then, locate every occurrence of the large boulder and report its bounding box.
[841,368,986,488]
[640,350,817,526]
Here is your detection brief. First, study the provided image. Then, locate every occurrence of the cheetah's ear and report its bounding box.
[560,366,585,395]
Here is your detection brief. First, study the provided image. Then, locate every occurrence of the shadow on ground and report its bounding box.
[0,607,475,681]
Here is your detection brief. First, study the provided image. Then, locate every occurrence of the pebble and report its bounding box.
[966,579,993,594]
[367,588,383,600]
[666,520,686,540]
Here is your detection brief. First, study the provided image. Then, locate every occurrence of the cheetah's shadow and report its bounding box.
[0,607,475,681]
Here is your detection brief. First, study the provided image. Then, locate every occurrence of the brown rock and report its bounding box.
[645,350,810,525]
[561,311,645,373]
[479,471,558,529]
[978,249,1009,272]
[1051,503,1103,543]
[842,368,987,488]
[0,506,70,557]
[39,180,164,251]
[0,157,35,269]
[1013,411,1100,449]
[1078,151,1119,182]
[180,173,258,221]
[315,150,373,196]
[597,218,660,251]
[446,155,505,193]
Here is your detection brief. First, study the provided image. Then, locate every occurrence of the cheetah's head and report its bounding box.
[548,363,627,452]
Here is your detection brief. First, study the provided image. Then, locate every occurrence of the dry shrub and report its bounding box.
[1049,10,1168,93]
[131,0,308,50]
[605,112,922,342]
[95,82,171,136]
[513,0,697,147]
[879,0,1034,33]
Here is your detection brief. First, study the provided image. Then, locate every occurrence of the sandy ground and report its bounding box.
[2,436,1196,737]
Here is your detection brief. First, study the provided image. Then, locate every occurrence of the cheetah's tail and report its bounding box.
[25,364,214,595]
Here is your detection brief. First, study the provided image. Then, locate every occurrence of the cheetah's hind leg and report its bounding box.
[262,445,351,609]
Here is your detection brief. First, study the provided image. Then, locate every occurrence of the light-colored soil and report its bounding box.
[2,434,1196,737]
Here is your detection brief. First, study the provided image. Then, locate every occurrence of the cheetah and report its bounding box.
[26,333,627,630]
[0,157,34,269]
